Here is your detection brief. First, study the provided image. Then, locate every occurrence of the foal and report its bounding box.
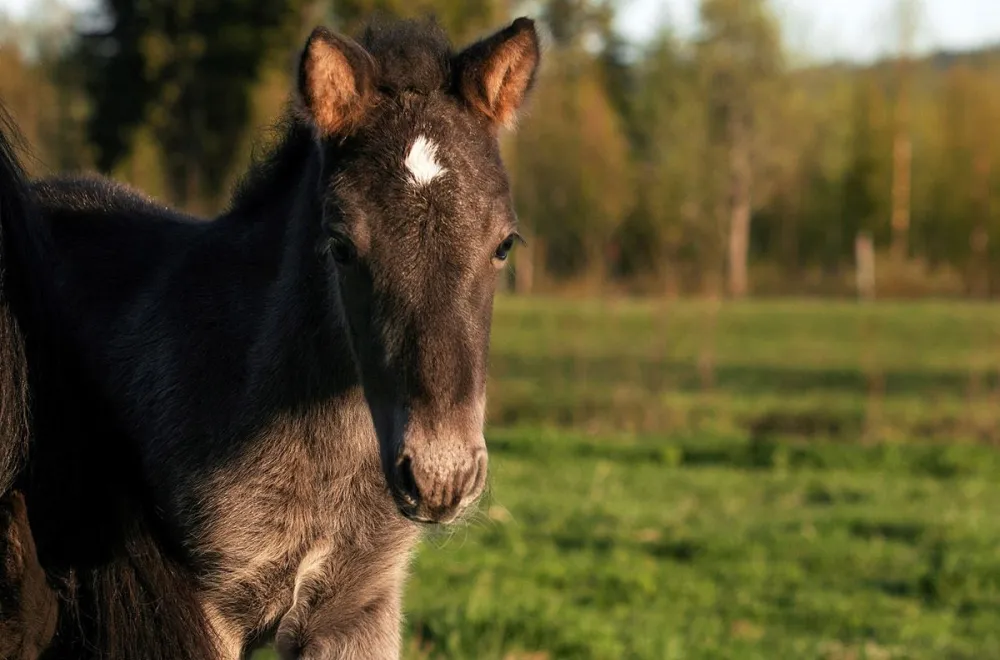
[0,16,540,659]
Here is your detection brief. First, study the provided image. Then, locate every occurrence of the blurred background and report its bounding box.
[3,0,1000,658]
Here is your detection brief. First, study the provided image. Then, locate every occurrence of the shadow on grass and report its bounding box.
[488,430,1000,480]
[492,353,1000,399]
[848,520,926,545]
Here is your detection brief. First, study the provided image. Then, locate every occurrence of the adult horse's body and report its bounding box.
[0,16,540,659]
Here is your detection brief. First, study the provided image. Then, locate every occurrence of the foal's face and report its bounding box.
[297,19,540,523]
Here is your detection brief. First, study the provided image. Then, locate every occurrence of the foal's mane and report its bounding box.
[226,114,314,219]
[226,17,457,219]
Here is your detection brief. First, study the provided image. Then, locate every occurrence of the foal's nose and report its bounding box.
[392,443,488,524]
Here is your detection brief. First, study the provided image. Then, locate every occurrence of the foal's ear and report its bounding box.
[455,17,541,129]
[297,27,376,137]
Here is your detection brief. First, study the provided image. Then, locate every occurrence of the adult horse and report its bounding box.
[0,15,540,659]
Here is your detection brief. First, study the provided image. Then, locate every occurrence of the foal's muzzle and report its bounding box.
[389,441,488,525]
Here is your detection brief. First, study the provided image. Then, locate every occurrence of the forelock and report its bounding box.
[358,17,454,95]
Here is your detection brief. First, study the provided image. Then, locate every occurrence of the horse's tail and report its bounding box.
[0,104,36,497]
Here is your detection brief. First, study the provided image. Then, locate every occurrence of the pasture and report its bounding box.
[258,298,1000,659]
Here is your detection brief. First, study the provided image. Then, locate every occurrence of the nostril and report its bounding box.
[470,449,489,499]
[396,455,420,506]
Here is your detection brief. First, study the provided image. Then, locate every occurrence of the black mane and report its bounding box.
[226,114,314,219]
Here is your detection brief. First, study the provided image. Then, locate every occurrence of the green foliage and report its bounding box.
[0,13,92,176]
[330,0,505,42]
[841,75,890,257]
[72,0,310,209]
[541,0,615,49]
[512,49,632,280]
[623,30,712,285]
[919,64,1000,287]
[697,0,783,121]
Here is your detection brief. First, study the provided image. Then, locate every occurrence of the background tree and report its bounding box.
[512,50,631,286]
[888,0,922,261]
[3,0,1000,297]
[624,30,707,293]
[73,0,310,211]
[841,73,891,268]
[330,0,507,42]
[0,1,90,176]
[696,0,783,298]
[511,0,632,290]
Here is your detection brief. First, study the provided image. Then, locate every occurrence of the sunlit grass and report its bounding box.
[395,428,1000,659]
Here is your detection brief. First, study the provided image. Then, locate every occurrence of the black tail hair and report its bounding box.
[0,100,61,659]
[0,104,34,498]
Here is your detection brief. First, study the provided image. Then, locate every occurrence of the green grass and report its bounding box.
[400,428,1000,659]
[256,298,1000,659]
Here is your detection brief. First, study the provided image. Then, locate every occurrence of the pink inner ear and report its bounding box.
[485,47,531,125]
[300,34,369,137]
[461,22,539,129]
[487,39,537,126]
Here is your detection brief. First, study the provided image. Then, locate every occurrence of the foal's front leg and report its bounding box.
[274,559,405,660]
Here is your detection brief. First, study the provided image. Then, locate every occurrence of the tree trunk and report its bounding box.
[855,231,876,301]
[728,197,751,298]
[661,253,680,299]
[890,128,912,262]
[727,113,753,298]
[971,151,992,297]
[890,4,915,262]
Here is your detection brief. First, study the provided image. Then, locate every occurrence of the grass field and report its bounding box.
[257,298,1000,659]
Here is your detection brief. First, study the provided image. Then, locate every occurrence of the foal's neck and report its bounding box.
[227,125,360,422]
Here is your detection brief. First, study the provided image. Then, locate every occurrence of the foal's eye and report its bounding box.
[493,233,521,265]
[327,232,356,265]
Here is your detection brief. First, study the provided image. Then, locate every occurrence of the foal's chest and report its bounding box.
[190,419,416,651]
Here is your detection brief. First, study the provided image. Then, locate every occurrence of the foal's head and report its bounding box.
[295,18,540,524]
